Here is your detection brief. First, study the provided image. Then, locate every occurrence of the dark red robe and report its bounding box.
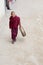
[9,16,20,40]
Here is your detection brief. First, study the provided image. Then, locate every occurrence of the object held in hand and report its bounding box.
[19,26,26,37]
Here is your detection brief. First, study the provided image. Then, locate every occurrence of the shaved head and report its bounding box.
[11,11,15,17]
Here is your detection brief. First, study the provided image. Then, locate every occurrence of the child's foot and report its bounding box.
[14,38,16,42]
[12,39,16,44]
[12,40,14,44]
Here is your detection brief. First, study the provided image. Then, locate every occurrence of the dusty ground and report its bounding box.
[0,0,43,65]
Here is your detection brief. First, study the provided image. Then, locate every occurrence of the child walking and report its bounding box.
[9,11,21,44]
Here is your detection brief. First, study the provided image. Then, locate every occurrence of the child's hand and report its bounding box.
[19,24,21,28]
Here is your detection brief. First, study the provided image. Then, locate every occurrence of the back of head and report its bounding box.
[11,11,15,17]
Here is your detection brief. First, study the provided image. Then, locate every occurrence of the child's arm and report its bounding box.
[19,22,21,28]
[18,17,21,28]
[9,17,11,29]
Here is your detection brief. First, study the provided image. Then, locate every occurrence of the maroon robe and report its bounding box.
[9,16,20,40]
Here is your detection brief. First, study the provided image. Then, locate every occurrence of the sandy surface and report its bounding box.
[0,0,43,65]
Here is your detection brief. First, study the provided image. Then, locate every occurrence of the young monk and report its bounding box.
[9,11,21,44]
